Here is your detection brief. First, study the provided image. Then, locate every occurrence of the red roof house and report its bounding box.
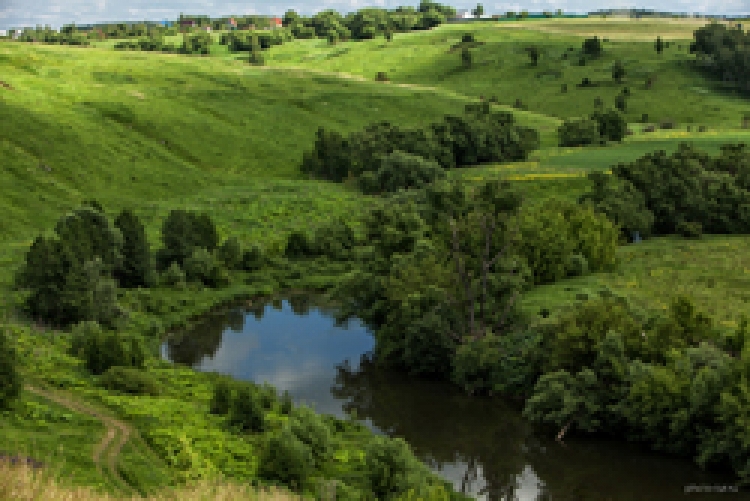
[271,17,283,28]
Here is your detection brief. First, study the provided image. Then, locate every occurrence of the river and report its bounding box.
[161,294,740,500]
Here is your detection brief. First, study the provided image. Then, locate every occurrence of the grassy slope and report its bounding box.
[2,16,750,494]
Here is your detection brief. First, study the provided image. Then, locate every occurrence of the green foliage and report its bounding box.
[216,236,243,271]
[612,59,626,83]
[209,378,234,415]
[183,248,229,287]
[98,366,161,396]
[586,142,750,238]
[614,93,627,112]
[566,253,589,277]
[159,262,187,288]
[582,36,603,58]
[461,47,472,69]
[229,385,265,433]
[157,210,219,270]
[181,32,212,55]
[513,198,620,285]
[312,219,356,260]
[557,117,602,147]
[240,245,264,271]
[284,230,315,259]
[70,321,148,375]
[590,109,627,142]
[258,427,314,491]
[289,406,334,467]
[0,329,22,411]
[364,436,425,499]
[114,209,154,288]
[359,150,446,194]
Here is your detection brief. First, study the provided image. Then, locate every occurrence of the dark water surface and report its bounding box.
[161,295,741,500]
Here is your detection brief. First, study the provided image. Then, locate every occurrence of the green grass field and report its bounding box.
[2,15,750,494]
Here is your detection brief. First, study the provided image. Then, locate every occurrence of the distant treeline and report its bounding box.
[10,1,457,50]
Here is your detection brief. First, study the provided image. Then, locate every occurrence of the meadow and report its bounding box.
[2,15,750,497]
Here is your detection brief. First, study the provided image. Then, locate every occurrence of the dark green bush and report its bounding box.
[241,245,264,271]
[183,248,229,287]
[284,231,315,259]
[99,366,161,396]
[159,262,186,288]
[216,236,243,270]
[359,150,446,194]
[313,220,356,260]
[590,109,627,142]
[364,436,424,499]
[582,36,602,57]
[258,428,314,491]
[558,117,602,147]
[289,406,334,467]
[229,385,265,433]
[210,378,234,415]
[70,322,148,375]
[567,253,590,277]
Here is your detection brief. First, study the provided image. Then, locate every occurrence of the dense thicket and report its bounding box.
[558,108,627,147]
[581,142,750,239]
[690,22,750,94]
[301,103,539,193]
[523,296,750,484]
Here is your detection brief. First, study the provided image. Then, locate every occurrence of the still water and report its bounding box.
[161,295,741,500]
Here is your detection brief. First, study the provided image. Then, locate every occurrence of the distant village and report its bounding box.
[0,7,746,38]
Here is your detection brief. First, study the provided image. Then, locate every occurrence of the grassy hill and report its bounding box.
[2,15,750,497]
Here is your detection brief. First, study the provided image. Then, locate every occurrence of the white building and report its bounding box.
[0,30,6,37]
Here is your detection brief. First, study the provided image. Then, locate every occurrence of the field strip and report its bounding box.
[25,386,134,492]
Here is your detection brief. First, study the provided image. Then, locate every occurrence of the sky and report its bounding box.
[0,0,748,30]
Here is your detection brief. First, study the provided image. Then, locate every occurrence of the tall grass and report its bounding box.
[0,462,305,501]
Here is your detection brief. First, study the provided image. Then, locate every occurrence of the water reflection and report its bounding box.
[162,295,741,500]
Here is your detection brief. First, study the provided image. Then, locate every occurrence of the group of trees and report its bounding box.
[557,108,628,147]
[301,102,540,193]
[114,32,215,55]
[581,141,750,240]
[14,204,261,328]
[523,295,750,485]
[690,22,750,93]
[208,376,456,497]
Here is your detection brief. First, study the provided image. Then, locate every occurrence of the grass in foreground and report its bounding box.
[0,462,303,501]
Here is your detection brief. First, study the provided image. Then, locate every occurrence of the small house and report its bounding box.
[180,20,196,27]
[271,17,283,28]
[227,17,237,30]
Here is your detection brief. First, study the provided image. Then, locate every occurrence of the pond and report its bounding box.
[161,294,740,500]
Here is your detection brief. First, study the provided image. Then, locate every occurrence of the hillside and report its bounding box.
[2,15,750,498]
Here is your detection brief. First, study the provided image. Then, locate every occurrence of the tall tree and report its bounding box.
[472,4,484,18]
[0,329,21,411]
[114,209,153,288]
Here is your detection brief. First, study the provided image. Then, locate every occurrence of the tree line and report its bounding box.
[690,22,750,94]
[300,102,540,194]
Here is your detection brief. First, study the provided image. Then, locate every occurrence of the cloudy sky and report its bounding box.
[0,0,748,30]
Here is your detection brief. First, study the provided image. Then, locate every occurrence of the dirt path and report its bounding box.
[25,386,132,491]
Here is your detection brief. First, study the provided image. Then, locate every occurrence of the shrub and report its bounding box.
[659,118,677,129]
[70,322,148,375]
[615,94,627,112]
[364,436,421,499]
[579,77,592,87]
[313,220,356,259]
[216,237,243,270]
[375,71,389,81]
[590,109,627,142]
[677,220,703,238]
[159,262,186,288]
[359,150,446,194]
[582,37,602,57]
[643,125,656,132]
[561,83,568,93]
[0,329,21,411]
[158,210,219,270]
[183,248,229,287]
[284,231,315,259]
[641,113,649,123]
[289,406,333,467]
[240,245,264,271]
[558,117,602,147]
[567,253,590,277]
[229,385,265,433]
[513,199,620,285]
[210,378,234,415]
[98,366,160,396]
[258,428,314,491]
